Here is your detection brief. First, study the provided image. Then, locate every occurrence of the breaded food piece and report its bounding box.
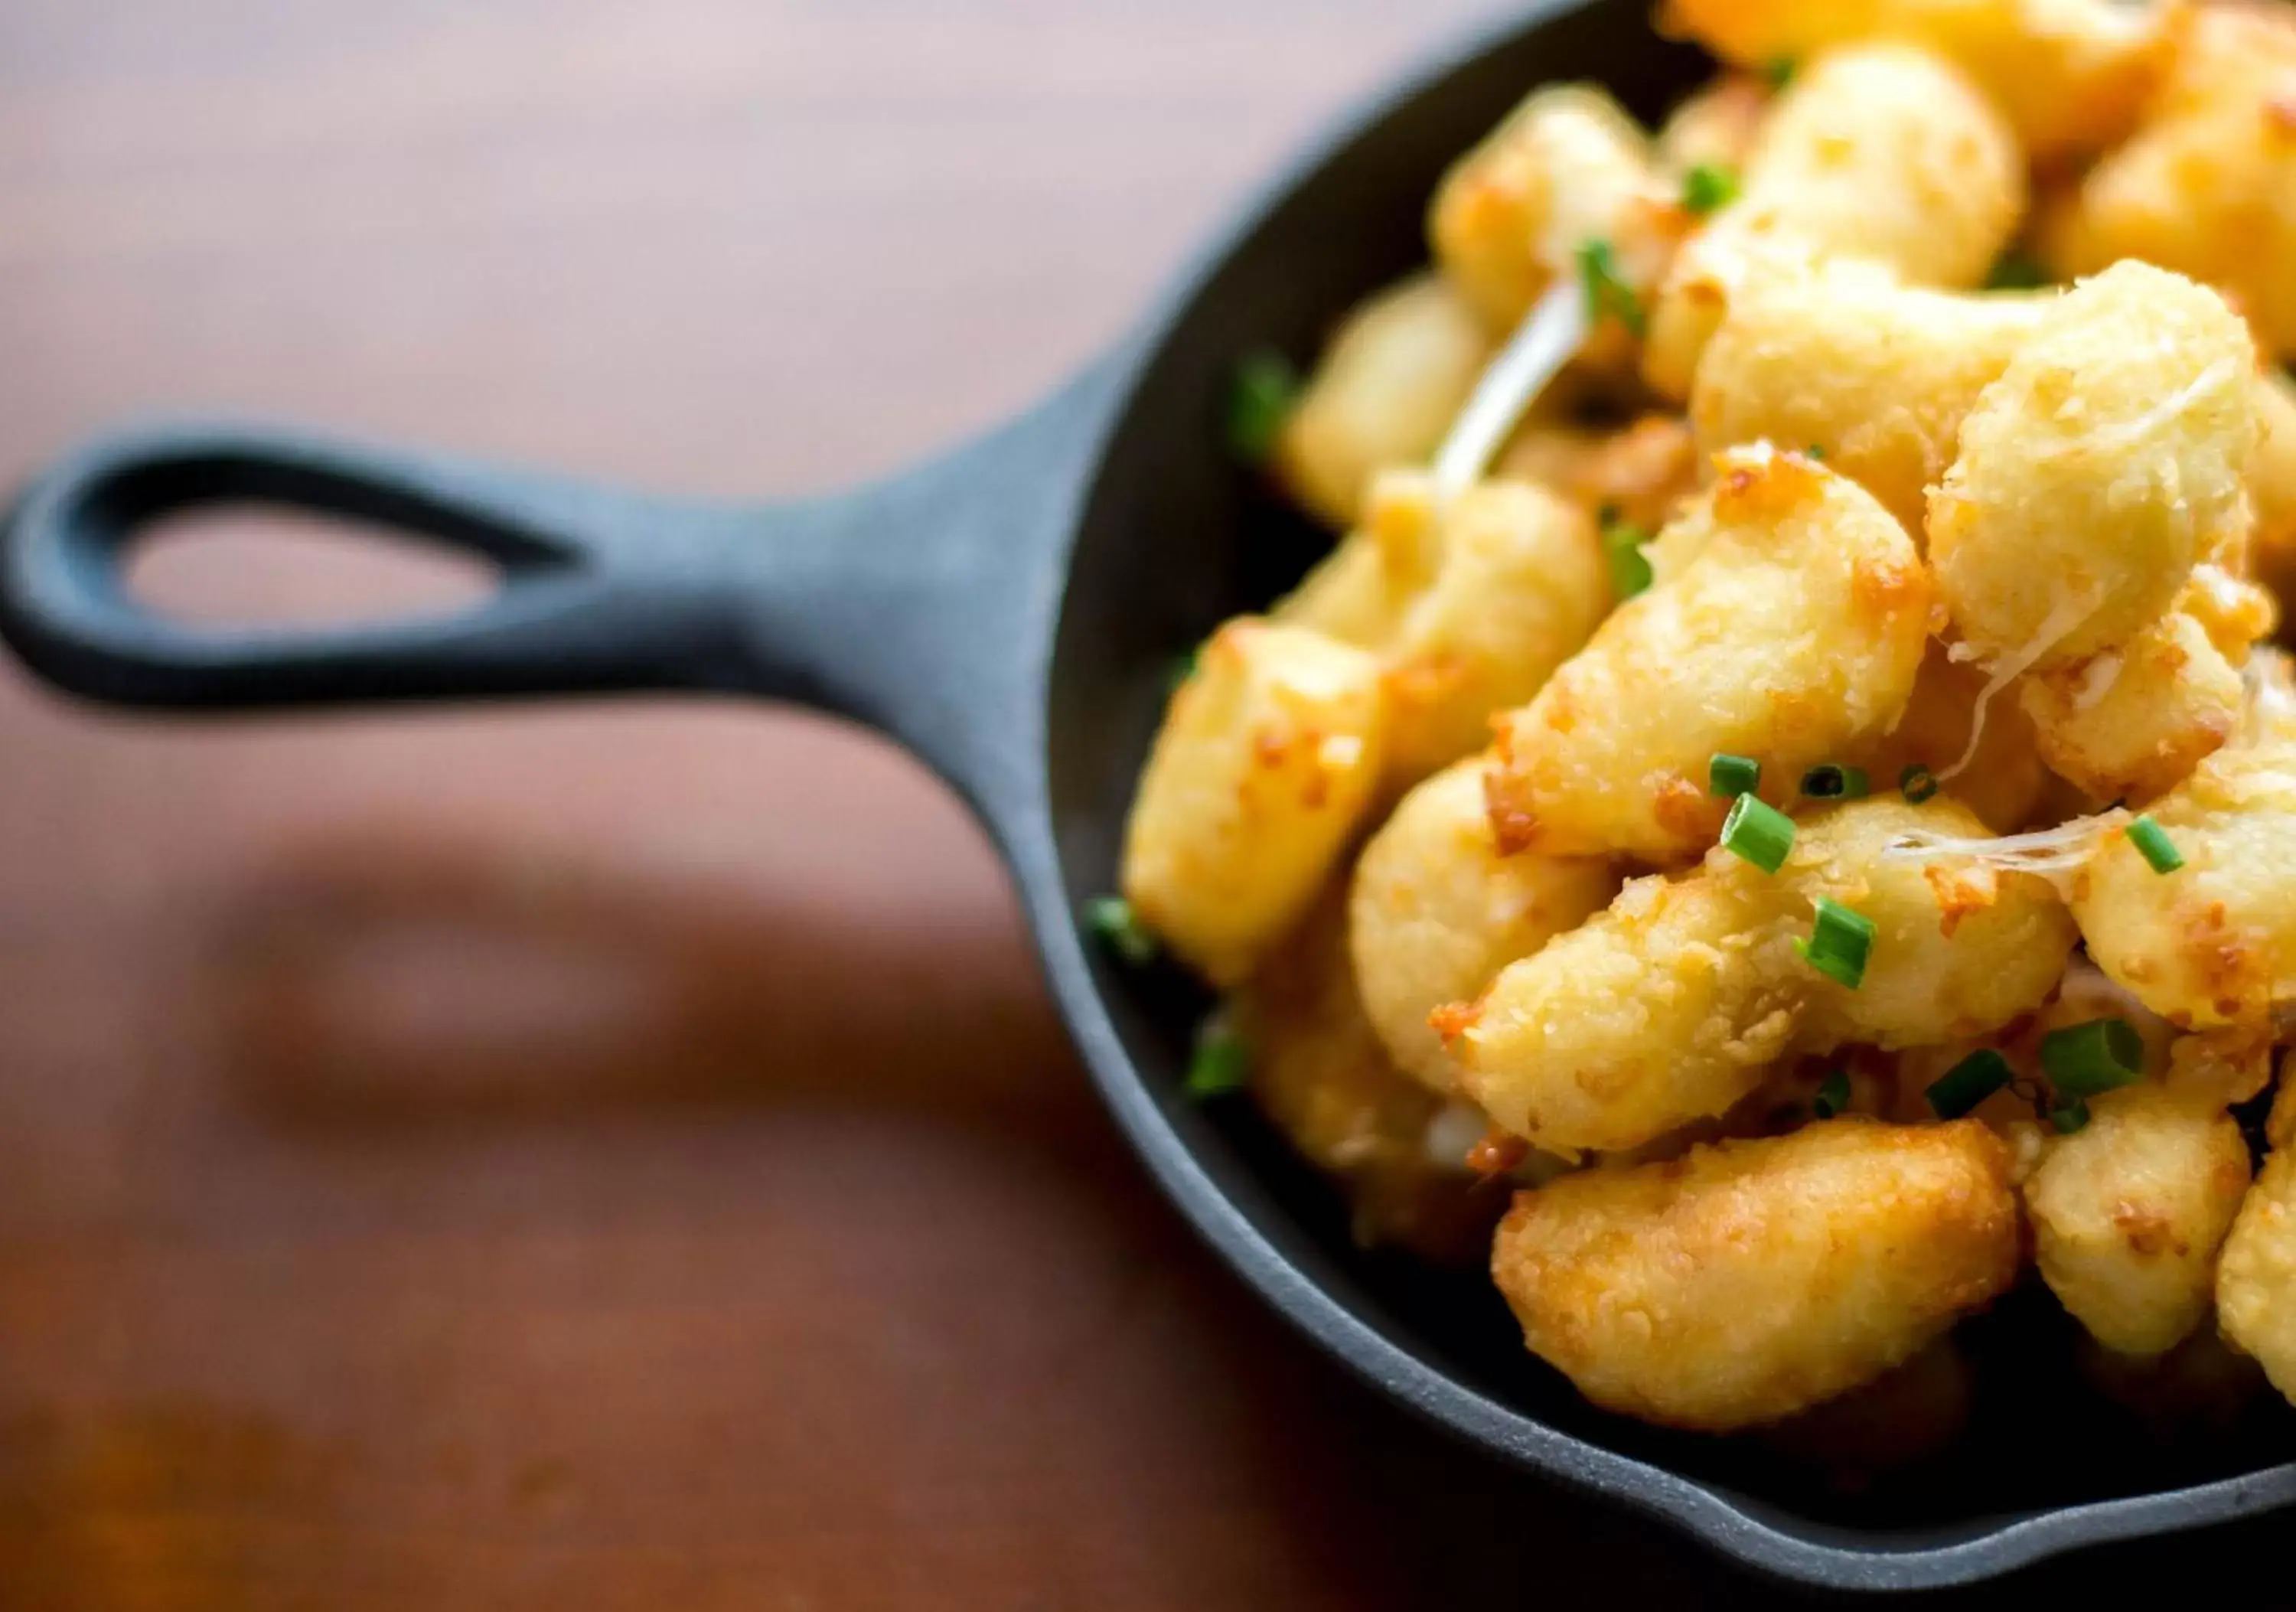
[1349,759,1616,1094]
[2216,1080,2296,1403]
[1273,471,1443,648]
[2039,3,2296,361]
[1691,261,2049,536]
[1453,798,2075,1154]
[1379,478,1609,787]
[2025,1081,2252,1356]
[2245,645,2296,748]
[1427,85,1683,338]
[2020,609,2245,804]
[1120,621,1385,986]
[1234,884,1506,1261]
[1654,74,1772,179]
[1645,44,2024,399]
[1485,447,1930,862]
[1272,273,1493,530]
[2251,369,2296,615]
[1931,262,2258,670]
[1857,644,2047,832]
[1657,0,2177,164]
[2073,739,2296,1030]
[1495,412,1700,534]
[1492,1118,2020,1431]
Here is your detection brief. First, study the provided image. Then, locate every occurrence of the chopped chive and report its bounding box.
[1709,752,1762,798]
[1680,162,1739,217]
[1795,897,1877,989]
[1927,1049,2013,1120]
[1985,251,2050,291]
[1900,763,1939,804]
[1576,237,1648,338]
[1804,443,1826,461]
[1166,644,1200,693]
[1184,1022,1251,1098]
[2125,814,2184,874]
[1087,896,1158,966]
[1763,56,1799,89]
[1721,791,1795,874]
[1800,763,1868,801]
[2049,1095,2092,1134]
[1225,349,1300,465]
[2040,1016,2145,1097]
[1602,517,1654,599]
[1813,1068,1851,1120]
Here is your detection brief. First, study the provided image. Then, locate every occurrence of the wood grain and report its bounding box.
[0,2,2241,1606]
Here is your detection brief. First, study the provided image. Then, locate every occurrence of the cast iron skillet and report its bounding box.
[4,0,2294,1589]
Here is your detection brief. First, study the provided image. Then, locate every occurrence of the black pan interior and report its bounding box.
[1044,0,2296,1552]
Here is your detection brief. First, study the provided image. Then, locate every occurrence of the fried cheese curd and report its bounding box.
[2040,2,2296,362]
[2217,1077,2296,1402]
[1491,1118,2020,1431]
[1120,620,1386,987]
[1273,272,1495,530]
[2073,737,2296,1030]
[1348,758,1617,1094]
[1643,43,2024,399]
[1450,798,2076,1156]
[1274,471,1610,790]
[1231,881,1510,1262]
[1427,84,1684,341]
[1494,411,1701,534]
[1658,0,2180,165]
[1485,447,1929,863]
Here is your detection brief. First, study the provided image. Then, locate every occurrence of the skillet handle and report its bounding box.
[0,357,1127,814]
[0,423,757,709]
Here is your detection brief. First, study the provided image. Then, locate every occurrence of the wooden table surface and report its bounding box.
[0,2,2262,1606]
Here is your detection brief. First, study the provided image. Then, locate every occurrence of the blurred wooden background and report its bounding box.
[0,2,2252,1606]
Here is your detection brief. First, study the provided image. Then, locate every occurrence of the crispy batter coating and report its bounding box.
[1857,644,2047,832]
[1691,262,2048,536]
[1652,73,1772,178]
[2040,3,2296,361]
[1274,471,1443,649]
[2252,368,2296,615]
[1233,884,1507,1262]
[2216,1080,2296,1404]
[2025,1081,2251,1356]
[1453,798,2075,1154]
[2073,739,2296,1030]
[1495,413,1701,535]
[1930,262,2258,669]
[1380,478,1609,787]
[1272,273,1493,530]
[1657,0,2177,164]
[1485,447,1929,862]
[1120,621,1385,987]
[1491,1118,2020,1431]
[1427,85,1683,338]
[2020,609,2245,804]
[1348,759,1616,1094]
[1645,44,2023,399]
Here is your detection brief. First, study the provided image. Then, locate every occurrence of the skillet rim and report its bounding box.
[1014,0,2296,1588]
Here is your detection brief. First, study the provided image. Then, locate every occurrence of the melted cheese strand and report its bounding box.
[1938,589,2098,781]
[1431,277,1590,500]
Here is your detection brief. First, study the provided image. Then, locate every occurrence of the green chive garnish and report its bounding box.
[1088,896,1158,966]
[2049,1096,2092,1134]
[1225,349,1300,465]
[1805,443,1825,461]
[1576,237,1647,338]
[1166,644,1200,693]
[1721,791,1795,874]
[1900,763,1939,804]
[1800,763,1868,801]
[1603,517,1654,599]
[1813,1069,1851,1120]
[2040,1017,2145,1098]
[1927,1049,2012,1120]
[1709,752,1762,798]
[1985,251,2050,291]
[1796,898,1876,989]
[2126,814,2184,874]
[1763,56,1799,89]
[1185,1022,1251,1099]
[1680,162,1739,217]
